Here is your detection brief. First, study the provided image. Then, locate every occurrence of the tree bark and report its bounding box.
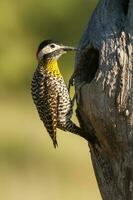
[74,0,133,199]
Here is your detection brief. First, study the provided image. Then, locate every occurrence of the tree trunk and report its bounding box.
[74,0,133,199]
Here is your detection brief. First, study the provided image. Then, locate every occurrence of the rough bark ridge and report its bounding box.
[75,0,133,199]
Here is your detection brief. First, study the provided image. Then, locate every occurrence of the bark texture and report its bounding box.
[74,0,133,199]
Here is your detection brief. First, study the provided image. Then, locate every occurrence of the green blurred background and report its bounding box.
[0,0,102,199]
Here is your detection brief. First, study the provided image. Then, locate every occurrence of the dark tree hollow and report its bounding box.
[74,0,133,199]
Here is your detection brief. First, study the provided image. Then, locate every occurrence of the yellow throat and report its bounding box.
[44,59,62,78]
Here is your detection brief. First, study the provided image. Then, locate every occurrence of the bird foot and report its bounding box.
[68,73,75,93]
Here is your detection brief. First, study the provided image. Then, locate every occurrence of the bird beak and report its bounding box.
[61,45,79,52]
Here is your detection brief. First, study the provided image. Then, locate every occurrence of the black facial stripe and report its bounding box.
[50,44,55,48]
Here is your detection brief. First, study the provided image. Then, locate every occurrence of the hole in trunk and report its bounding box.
[79,48,99,83]
[122,0,129,15]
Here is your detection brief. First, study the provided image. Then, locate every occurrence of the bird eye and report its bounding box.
[50,44,55,48]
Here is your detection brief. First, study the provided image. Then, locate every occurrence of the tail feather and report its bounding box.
[53,138,58,148]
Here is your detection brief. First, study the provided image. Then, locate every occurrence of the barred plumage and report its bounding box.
[31,40,82,147]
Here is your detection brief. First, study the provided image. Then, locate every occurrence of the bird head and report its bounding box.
[36,39,77,62]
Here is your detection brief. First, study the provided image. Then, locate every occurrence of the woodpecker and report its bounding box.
[31,39,84,148]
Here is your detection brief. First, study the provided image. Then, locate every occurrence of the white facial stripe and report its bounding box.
[38,44,62,60]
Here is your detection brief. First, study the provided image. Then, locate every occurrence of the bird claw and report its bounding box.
[68,69,86,105]
[68,76,75,93]
[70,81,86,106]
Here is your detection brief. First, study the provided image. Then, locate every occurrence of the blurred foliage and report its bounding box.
[0,0,101,200]
[0,0,98,95]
